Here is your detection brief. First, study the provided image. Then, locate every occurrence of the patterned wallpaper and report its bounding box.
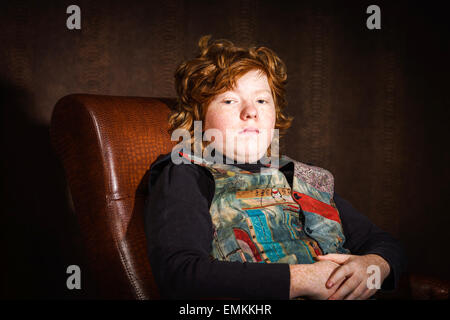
[1,0,448,297]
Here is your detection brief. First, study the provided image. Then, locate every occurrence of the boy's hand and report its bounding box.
[305,260,346,299]
[316,253,391,300]
[289,260,344,299]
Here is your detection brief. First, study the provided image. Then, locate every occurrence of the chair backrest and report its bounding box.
[50,94,177,299]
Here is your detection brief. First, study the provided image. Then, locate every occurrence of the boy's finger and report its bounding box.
[317,253,351,264]
[326,264,351,288]
[328,276,359,300]
[344,281,366,300]
[360,288,377,300]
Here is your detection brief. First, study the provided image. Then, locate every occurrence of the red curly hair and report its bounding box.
[169,35,293,155]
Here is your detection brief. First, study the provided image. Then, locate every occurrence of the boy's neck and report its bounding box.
[211,149,265,165]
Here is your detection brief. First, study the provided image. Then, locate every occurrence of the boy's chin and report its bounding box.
[233,150,267,164]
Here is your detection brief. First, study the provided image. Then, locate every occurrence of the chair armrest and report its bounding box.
[408,273,449,299]
[376,272,449,300]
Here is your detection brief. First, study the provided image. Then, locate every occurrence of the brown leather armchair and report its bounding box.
[50,94,449,300]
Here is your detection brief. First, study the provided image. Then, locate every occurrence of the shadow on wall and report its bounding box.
[1,80,92,299]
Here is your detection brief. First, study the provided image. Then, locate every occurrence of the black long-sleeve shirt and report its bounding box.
[144,153,407,299]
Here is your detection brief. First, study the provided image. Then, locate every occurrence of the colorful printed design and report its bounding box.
[233,228,263,262]
[286,155,335,195]
[292,191,341,224]
[179,151,350,265]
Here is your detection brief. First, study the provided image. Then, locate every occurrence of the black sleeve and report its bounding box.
[334,193,408,291]
[144,160,291,299]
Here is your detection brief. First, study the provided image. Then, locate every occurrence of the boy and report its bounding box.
[144,35,406,299]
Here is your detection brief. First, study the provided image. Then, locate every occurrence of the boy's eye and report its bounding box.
[223,100,234,104]
[257,99,267,104]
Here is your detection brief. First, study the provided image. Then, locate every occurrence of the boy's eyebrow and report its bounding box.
[217,89,271,97]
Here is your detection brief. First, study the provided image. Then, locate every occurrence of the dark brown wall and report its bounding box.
[1,0,449,298]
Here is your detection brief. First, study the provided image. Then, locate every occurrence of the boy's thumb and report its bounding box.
[316,253,350,264]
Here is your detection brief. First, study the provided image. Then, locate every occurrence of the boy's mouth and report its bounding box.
[239,127,260,134]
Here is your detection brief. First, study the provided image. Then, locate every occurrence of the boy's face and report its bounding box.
[204,69,276,163]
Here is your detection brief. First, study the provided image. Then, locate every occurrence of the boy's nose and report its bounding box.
[240,103,258,120]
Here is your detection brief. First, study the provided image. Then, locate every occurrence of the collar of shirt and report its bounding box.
[210,150,294,187]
